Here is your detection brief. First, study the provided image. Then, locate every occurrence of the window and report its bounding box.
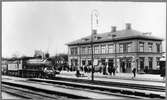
[88,46,91,54]
[123,44,127,52]
[75,48,78,55]
[70,48,74,55]
[148,43,153,52]
[148,57,153,69]
[119,43,132,53]
[139,42,144,52]
[101,45,106,54]
[127,43,132,52]
[119,44,123,53]
[139,57,145,71]
[94,45,100,54]
[156,57,160,66]
[70,47,78,55]
[81,47,86,54]
[156,43,160,53]
[108,44,114,53]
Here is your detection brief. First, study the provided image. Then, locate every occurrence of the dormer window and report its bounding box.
[83,38,89,41]
[112,34,117,38]
[97,36,102,40]
[93,36,102,40]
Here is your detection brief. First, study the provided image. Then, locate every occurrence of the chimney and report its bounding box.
[126,23,131,30]
[148,32,152,36]
[92,29,97,35]
[111,26,116,32]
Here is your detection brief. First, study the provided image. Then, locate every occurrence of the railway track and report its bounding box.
[53,76,165,92]
[29,78,165,99]
[2,79,148,99]
[28,79,151,99]
[2,84,70,100]
[2,81,89,99]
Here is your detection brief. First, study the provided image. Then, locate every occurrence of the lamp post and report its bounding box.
[79,43,82,72]
[91,29,94,81]
[112,34,117,73]
[90,9,99,81]
[76,43,81,77]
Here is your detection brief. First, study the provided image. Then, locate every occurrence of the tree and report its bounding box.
[45,53,50,58]
[11,51,20,60]
[34,50,44,59]
[12,53,19,59]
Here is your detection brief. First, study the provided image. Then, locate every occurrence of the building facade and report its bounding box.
[67,23,163,73]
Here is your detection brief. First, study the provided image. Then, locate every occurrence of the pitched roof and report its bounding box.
[67,29,163,46]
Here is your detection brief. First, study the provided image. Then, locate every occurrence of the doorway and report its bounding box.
[120,59,126,73]
[139,57,145,71]
[126,60,131,73]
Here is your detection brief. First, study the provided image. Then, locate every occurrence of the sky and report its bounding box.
[2,1,166,58]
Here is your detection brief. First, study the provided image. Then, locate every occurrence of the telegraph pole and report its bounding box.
[91,10,94,81]
[91,9,99,81]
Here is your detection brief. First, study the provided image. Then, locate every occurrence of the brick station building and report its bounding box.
[66,23,163,73]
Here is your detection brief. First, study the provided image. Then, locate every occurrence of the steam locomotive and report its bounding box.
[2,57,60,78]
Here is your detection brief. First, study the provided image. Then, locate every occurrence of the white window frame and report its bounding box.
[108,44,114,53]
[101,45,106,54]
[139,42,144,52]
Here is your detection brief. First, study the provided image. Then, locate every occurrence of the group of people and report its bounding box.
[80,65,93,73]
[107,66,117,76]
[79,64,117,76]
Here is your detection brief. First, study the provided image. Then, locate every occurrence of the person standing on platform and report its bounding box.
[132,67,136,79]
[131,58,136,79]
[113,65,117,76]
[103,64,107,75]
[108,66,112,75]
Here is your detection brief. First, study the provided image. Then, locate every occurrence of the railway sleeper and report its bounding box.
[133,91,165,99]
[120,89,134,95]
[149,93,164,99]
[133,91,147,97]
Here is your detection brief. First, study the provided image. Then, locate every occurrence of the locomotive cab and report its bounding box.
[43,66,60,79]
[43,66,55,79]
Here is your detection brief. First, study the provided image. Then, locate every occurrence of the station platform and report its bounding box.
[2,71,166,87]
[56,71,166,87]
